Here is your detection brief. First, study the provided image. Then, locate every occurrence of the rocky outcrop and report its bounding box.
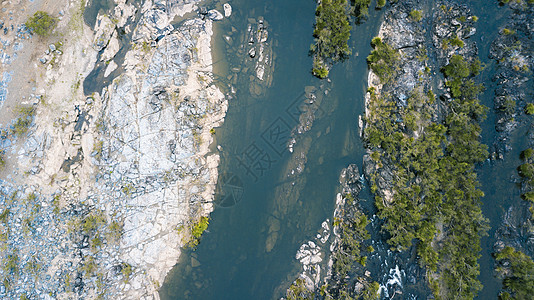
[0,0,228,299]
[89,17,226,299]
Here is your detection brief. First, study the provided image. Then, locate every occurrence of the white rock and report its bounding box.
[104,60,118,77]
[207,10,224,21]
[223,3,232,17]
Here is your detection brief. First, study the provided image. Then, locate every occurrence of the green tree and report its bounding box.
[311,0,351,78]
[525,103,534,115]
[25,11,57,37]
[410,10,423,22]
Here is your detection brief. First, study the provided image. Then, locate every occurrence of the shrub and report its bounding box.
[187,216,210,248]
[370,151,381,162]
[449,36,464,48]
[410,10,423,22]
[82,212,106,233]
[518,163,534,179]
[367,37,400,84]
[286,278,313,300]
[521,148,534,160]
[107,220,124,243]
[3,253,19,274]
[121,263,133,283]
[82,256,97,278]
[495,246,534,299]
[25,256,41,276]
[0,150,5,169]
[25,11,57,37]
[502,28,515,35]
[500,97,516,114]
[377,0,386,8]
[91,236,103,250]
[12,106,36,137]
[312,66,329,78]
[361,281,380,300]
[191,216,209,239]
[0,209,10,224]
[524,103,534,115]
[354,0,372,19]
[522,191,534,203]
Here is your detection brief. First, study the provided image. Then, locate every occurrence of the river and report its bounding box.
[159,0,383,299]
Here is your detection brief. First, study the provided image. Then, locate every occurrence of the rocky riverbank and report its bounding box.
[0,0,230,299]
[283,164,378,300]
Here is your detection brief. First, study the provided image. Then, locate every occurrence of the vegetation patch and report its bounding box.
[353,0,372,19]
[25,11,57,37]
[82,256,97,278]
[121,263,133,283]
[495,246,534,299]
[310,0,351,78]
[367,37,400,84]
[0,209,9,223]
[409,9,423,22]
[0,150,6,169]
[286,278,314,300]
[188,216,209,248]
[518,148,534,216]
[321,192,378,299]
[364,42,489,298]
[12,106,36,137]
[376,0,386,9]
[106,220,124,244]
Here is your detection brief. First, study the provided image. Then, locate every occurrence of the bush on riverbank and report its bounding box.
[519,148,534,216]
[354,0,371,20]
[183,216,210,248]
[525,103,534,115]
[367,37,400,84]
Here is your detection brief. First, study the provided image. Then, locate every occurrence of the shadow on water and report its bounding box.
[159,1,383,299]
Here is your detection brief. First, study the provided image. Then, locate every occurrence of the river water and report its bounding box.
[159,0,384,299]
[82,0,528,299]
